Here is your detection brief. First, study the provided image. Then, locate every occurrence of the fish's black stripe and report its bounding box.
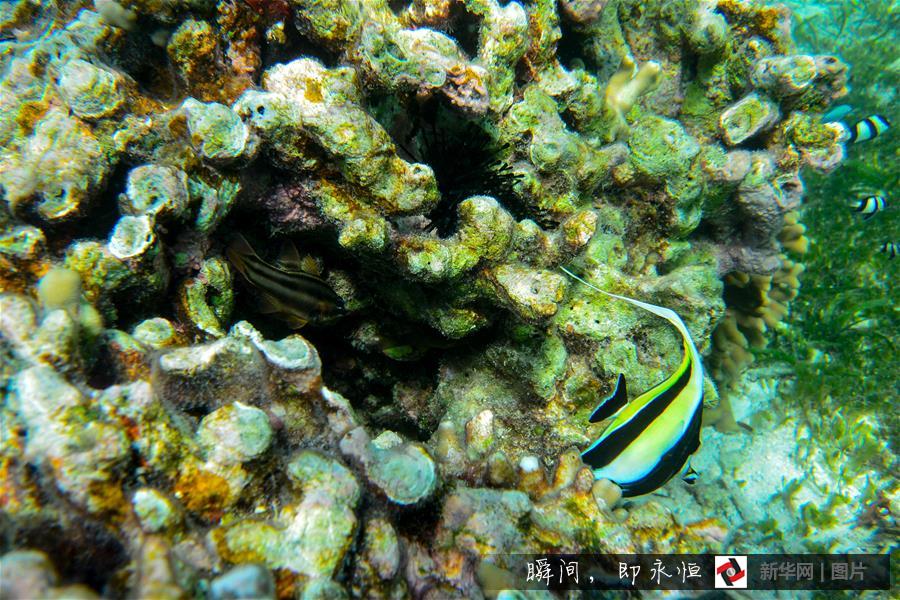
[242,257,328,293]
[869,115,889,135]
[244,267,337,314]
[249,272,316,314]
[582,356,693,469]
[242,257,341,304]
[617,401,703,497]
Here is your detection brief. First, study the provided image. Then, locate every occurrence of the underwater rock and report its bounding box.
[364,518,401,581]
[11,365,130,514]
[198,402,274,465]
[629,116,701,180]
[57,58,126,120]
[719,93,781,146]
[231,321,324,397]
[353,516,407,597]
[132,317,183,349]
[258,58,440,216]
[753,55,817,97]
[487,265,567,322]
[343,428,439,506]
[0,224,47,290]
[752,54,848,108]
[291,0,490,113]
[181,98,255,164]
[209,564,276,600]
[0,550,58,600]
[300,578,350,600]
[0,107,109,221]
[215,451,359,578]
[592,478,623,511]
[135,535,186,600]
[108,214,156,261]
[0,294,38,358]
[166,17,255,104]
[191,176,241,234]
[287,450,361,507]
[132,488,180,533]
[177,256,234,338]
[560,0,609,25]
[154,335,267,410]
[64,239,166,321]
[435,486,535,562]
[121,164,190,221]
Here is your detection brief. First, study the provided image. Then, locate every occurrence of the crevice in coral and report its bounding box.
[557,18,601,73]
[6,513,128,594]
[262,17,342,72]
[447,2,484,61]
[387,0,412,16]
[45,160,130,255]
[107,20,182,103]
[377,97,524,238]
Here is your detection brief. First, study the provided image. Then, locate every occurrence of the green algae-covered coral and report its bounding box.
[1,0,891,597]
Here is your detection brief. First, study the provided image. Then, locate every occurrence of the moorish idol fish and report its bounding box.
[821,104,853,123]
[560,267,704,497]
[226,234,344,328]
[851,195,886,220]
[882,242,897,259]
[842,115,890,144]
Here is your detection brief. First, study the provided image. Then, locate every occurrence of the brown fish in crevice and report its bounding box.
[225,234,344,328]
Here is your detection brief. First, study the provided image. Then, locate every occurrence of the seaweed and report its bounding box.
[765,0,899,449]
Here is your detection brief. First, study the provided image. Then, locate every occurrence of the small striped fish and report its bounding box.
[852,195,886,220]
[882,242,897,259]
[226,234,344,328]
[843,115,890,144]
[561,267,704,497]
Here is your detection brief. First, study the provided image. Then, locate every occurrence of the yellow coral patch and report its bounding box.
[15,101,49,136]
[86,480,128,520]
[175,465,231,518]
[304,80,324,103]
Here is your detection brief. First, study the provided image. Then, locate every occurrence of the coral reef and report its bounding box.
[1,0,893,598]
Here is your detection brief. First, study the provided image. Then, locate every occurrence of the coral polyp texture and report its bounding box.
[0,0,894,598]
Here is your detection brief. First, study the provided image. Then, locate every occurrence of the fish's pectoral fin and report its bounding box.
[275,240,304,272]
[589,373,628,423]
[228,233,256,258]
[300,255,321,276]
[284,314,308,329]
[257,292,281,314]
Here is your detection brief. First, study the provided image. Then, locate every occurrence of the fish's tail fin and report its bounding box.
[559,266,691,341]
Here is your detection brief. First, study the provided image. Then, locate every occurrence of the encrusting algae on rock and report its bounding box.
[0,0,895,597]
